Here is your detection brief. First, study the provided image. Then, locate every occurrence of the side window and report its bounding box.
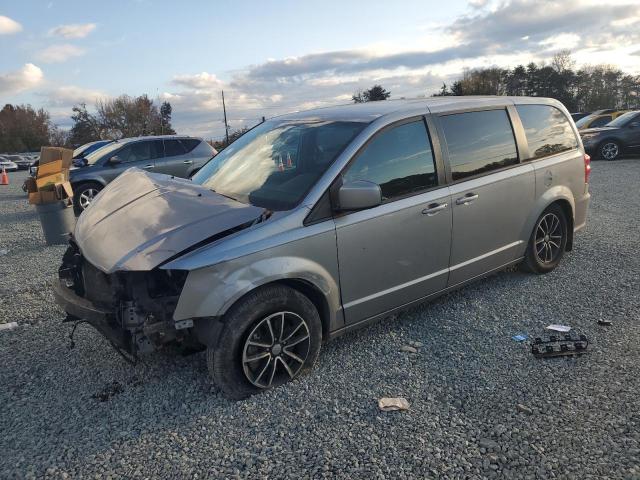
[516,105,578,160]
[440,109,518,181]
[164,139,186,157]
[180,138,200,152]
[591,116,611,128]
[343,120,437,201]
[115,141,157,163]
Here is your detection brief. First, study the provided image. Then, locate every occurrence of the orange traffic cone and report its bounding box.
[287,152,293,168]
[278,155,284,172]
[0,167,8,186]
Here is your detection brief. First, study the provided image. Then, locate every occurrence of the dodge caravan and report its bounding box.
[53,97,591,399]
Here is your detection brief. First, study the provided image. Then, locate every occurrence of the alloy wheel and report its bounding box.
[79,188,98,210]
[601,142,619,160]
[535,213,563,264]
[242,311,311,389]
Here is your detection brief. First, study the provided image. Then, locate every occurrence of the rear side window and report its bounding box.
[180,138,200,152]
[590,116,611,128]
[440,109,518,181]
[164,139,186,157]
[343,119,437,201]
[516,105,578,160]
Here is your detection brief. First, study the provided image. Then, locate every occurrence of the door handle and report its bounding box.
[455,193,478,205]
[183,160,193,164]
[422,203,448,216]
[143,164,154,169]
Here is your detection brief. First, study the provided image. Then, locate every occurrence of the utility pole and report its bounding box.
[221,90,230,145]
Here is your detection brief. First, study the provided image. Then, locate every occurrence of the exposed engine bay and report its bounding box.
[57,240,194,357]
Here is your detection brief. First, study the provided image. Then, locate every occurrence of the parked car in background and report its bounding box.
[3,154,33,170]
[0,157,18,172]
[580,110,640,160]
[73,140,114,161]
[571,112,590,122]
[69,135,217,212]
[54,97,590,399]
[575,110,628,130]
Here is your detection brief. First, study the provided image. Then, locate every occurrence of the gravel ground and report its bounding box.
[1,163,639,479]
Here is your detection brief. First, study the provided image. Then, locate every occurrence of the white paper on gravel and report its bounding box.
[0,322,18,332]
[378,397,410,412]
[546,324,571,332]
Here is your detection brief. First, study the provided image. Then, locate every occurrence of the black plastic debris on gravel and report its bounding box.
[92,381,125,402]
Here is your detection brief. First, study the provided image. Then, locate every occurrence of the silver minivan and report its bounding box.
[54,97,591,398]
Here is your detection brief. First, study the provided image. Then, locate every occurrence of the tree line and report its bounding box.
[433,51,640,112]
[0,94,175,153]
[68,95,175,146]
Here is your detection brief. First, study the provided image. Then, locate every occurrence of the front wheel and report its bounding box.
[73,183,103,214]
[599,141,621,161]
[522,204,568,274]
[209,285,322,400]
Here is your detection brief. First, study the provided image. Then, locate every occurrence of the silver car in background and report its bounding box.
[68,135,217,212]
[54,97,590,399]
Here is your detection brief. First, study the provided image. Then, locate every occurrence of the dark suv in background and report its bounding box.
[70,135,217,212]
[580,111,640,160]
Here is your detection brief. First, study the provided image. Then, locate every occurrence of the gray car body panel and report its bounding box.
[69,135,215,188]
[71,96,590,339]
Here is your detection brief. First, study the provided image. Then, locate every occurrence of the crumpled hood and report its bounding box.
[74,168,264,273]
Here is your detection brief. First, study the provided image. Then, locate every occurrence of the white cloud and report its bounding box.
[539,33,581,51]
[44,85,108,107]
[0,15,22,35]
[468,0,489,8]
[37,44,85,63]
[0,63,44,95]
[172,72,224,89]
[49,23,96,39]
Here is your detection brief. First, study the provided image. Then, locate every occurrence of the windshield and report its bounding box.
[575,114,596,128]
[606,111,638,128]
[73,144,91,157]
[84,141,122,165]
[192,120,366,210]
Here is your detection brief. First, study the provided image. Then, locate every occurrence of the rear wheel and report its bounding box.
[208,285,322,400]
[522,204,568,274]
[73,183,102,214]
[599,141,621,161]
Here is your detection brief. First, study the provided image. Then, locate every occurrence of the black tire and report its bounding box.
[73,182,103,215]
[522,204,568,274]
[599,140,622,161]
[209,285,322,400]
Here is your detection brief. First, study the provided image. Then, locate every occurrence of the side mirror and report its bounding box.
[109,155,122,165]
[337,180,382,211]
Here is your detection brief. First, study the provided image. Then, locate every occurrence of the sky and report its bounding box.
[1,0,639,140]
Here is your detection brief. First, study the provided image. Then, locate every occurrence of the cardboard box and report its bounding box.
[28,147,74,205]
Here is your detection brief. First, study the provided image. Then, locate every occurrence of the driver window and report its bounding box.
[343,120,437,201]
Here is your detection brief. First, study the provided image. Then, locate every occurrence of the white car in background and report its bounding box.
[0,156,19,172]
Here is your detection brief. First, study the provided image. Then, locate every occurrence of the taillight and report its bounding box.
[584,153,591,184]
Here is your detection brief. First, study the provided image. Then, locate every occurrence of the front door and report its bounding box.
[438,108,535,286]
[102,140,160,182]
[334,118,452,324]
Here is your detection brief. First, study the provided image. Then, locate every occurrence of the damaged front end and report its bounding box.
[54,240,194,357]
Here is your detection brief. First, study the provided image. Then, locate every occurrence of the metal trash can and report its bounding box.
[35,201,76,245]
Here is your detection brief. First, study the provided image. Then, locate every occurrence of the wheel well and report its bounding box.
[274,279,331,340]
[549,199,574,251]
[72,180,104,192]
